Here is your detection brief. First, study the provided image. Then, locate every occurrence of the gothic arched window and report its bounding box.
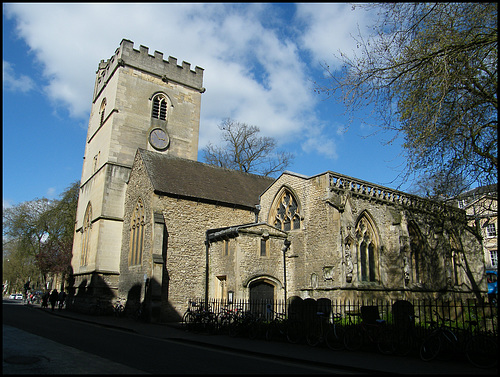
[129,199,145,266]
[355,214,379,282]
[152,94,168,121]
[81,203,92,266]
[271,189,301,231]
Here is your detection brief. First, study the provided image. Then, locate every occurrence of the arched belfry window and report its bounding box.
[81,203,92,266]
[152,94,168,121]
[129,198,145,266]
[355,213,379,282]
[270,188,301,231]
[99,98,106,126]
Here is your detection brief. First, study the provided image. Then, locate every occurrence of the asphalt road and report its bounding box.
[3,300,357,374]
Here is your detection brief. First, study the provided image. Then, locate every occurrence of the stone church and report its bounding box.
[69,39,487,322]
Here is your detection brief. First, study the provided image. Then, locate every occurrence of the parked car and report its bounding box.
[9,293,16,299]
[15,293,23,300]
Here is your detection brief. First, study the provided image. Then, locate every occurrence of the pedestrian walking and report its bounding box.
[49,289,59,311]
[58,291,67,310]
[42,291,49,308]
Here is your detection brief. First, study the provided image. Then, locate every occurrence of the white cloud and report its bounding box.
[2,60,35,92]
[4,3,369,163]
[296,3,374,69]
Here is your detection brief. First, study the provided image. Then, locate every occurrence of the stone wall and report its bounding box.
[119,152,258,321]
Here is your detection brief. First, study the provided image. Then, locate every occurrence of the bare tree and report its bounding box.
[316,3,497,188]
[202,118,293,177]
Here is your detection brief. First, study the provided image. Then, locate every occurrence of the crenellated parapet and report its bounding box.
[327,172,465,220]
[93,39,204,102]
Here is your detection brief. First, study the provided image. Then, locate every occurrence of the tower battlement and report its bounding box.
[93,39,204,102]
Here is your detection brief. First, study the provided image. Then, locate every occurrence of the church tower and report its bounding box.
[71,39,204,295]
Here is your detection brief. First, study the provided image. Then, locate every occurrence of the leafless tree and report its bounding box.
[202,118,293,177]
[316,3,497,188]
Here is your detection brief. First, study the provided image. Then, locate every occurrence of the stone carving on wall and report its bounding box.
[343,232,354,283]
[323,266,334,281]
[311,273,318,289]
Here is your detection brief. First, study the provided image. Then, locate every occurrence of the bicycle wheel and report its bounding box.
[326,325,346,351]
[435,329,457,361]
[419,333,441,361]
[182,311,196,331]
[465,334,498,369]
[377,327,395,355]
[286,320,303,344]
[265,321,278,341]
[114,304,125,317]
[306,321,322,347]
[248,320,263,340]
[214,312,228,334]
[228,318,242,337]
[344,327,363,351]
[205,312,217,334]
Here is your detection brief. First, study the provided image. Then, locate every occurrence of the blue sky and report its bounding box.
[3,3,409,208]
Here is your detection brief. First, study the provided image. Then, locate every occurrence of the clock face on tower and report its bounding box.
[149,128,170,150]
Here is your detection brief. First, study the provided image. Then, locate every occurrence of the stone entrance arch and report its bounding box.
[249,280,274,302]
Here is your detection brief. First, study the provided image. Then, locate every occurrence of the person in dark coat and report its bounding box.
[49,289,59,311]
[42,291,49,308]
[58,291,67,310]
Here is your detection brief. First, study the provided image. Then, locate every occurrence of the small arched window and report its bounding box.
[129,198,145,266]
[81,203,92,266]
[152,94,168,121]
[271,189,301,231]
[99,98,107,126]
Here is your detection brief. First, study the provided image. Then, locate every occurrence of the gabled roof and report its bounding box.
[137,149,275,210]
[456,184,497,199]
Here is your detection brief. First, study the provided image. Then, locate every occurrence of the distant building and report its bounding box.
[69,40,488,322]
[448,184,497,269]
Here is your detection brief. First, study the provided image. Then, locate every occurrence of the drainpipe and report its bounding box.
[255,205,261,223]
[205,230,210,308]
[282,239,291,309]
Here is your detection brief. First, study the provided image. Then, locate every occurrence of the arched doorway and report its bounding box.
[249,280,275,318]
[249,280,274,302]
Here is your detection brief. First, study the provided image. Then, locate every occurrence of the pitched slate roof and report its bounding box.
[138,149,275,209]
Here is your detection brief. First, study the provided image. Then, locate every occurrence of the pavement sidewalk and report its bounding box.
[36,304,495,375]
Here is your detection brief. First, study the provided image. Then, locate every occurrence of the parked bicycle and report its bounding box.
[182,300,216,333]
[343,306,393,354]
[306,311,331,347]
[113,298,125,318]
[419,310,459,362]
[325,312,346,351]
[264,305,303,344]
[228,308,255,337]
[420,311,497,369]
[214,305,238,334]
[463,323,497,369]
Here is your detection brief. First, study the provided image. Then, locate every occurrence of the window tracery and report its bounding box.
[81,203,92,266]
[129,198,145,266]
[152,94,168,121]
[272,189,301,231]
[355,215,379,282]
